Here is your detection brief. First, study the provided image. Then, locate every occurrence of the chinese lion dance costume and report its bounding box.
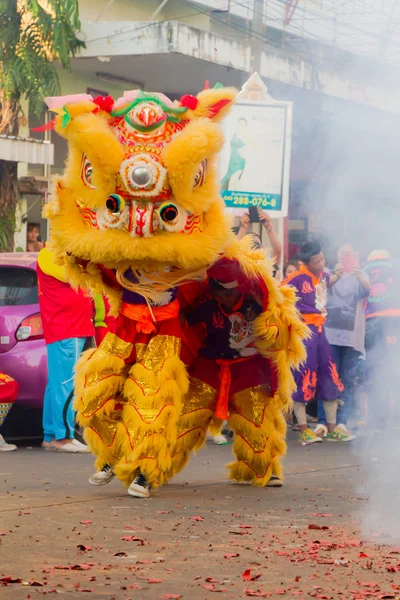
[43,85,308,498]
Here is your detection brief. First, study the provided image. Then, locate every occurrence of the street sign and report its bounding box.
[220,73,292,218]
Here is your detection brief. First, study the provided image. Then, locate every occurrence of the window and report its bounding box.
[0,267,38,306]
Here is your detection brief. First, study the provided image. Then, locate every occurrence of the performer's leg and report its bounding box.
[115,333,189,490]
[74,332,132,470]
[337,347,361,426]
[228,385,286,487]
[292,325,321,444]
[167,373,218,480]
[316,329,354,442]
[50,337,87,442]
[42,376,55,445]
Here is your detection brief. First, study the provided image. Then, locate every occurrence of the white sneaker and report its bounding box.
[0,434,17,451]
[314,424,328,438]
[89,465,115,486]
[213,434,229,445]
[55,439,90,453]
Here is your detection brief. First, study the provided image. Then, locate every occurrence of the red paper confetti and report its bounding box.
[242,569,261,582]
[77,544,92,552]
[120,535,145,545]
[245,590,271,598]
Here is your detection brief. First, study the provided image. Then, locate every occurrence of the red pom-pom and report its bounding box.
[180,94,198,110]
[93,95,114,113]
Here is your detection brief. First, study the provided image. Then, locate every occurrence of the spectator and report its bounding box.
[27,223,44,252]
[363,249,400,430]
[37,247,95,452]
[237,210,282,276]
[0,372,19,451]
[315,245,369,437]
[283,241,355,445]
[283,260,299,279]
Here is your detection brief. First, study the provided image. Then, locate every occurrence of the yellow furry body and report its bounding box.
[44,86,307,491]
[166,241,309,486]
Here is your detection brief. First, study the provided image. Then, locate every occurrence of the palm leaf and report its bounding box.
[0,0,85,114]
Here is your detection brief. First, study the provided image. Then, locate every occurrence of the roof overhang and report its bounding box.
[77,20,400,115]
[0,136,54,165]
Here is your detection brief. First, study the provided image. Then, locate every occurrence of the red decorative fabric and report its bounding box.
[189,354,273,419]
[0,373,19,404]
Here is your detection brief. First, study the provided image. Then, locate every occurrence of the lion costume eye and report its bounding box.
[157,202,187,232]
[81,154,95,188]
[193,160,207,189]
[106,194,125,214]
[97,194,128,230]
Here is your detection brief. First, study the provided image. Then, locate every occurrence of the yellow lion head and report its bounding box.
[45,86,237,278]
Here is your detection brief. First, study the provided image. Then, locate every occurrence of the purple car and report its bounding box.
[0,253,47,412]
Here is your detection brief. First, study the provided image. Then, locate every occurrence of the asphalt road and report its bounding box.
[1,432,399,600]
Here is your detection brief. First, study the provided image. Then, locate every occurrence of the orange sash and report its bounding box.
[121,300,180,334]
[302,313,325,331]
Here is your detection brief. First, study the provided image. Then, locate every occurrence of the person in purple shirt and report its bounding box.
[283,241,355,445]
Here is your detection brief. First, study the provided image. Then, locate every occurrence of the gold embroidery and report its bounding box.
[237,433,269,453]
[98,333,133,360]
[135,335,181,372]
[85,368,128,388]
[131,374,160,396]
[81,396,123,419]
[126,391,173,420]
[133,405,171,423]
[89,411,122,446]
[124,425,166,455]
[182,378,217,415]
[231,386,271,426]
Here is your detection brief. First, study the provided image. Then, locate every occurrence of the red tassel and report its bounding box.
[204,80,210,89]
[31,118,57,132]
[208,99,231,117]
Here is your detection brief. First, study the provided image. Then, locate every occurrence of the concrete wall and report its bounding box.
[79,19,400,115]
[79,0,161,21]
[79,0,211,28]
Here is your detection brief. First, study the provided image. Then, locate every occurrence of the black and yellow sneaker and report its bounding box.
[266,474,283,488]
[128,473,151,498]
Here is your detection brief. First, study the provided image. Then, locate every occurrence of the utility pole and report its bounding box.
[250,0,265,74]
